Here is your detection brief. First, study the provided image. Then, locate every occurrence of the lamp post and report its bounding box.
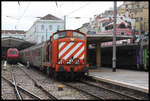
[64,15,66,30]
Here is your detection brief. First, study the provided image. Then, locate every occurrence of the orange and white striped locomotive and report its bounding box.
[19,30,89,80]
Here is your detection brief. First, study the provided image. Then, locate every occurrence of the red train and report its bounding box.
[7,48,19,64]
[19,30,89,80]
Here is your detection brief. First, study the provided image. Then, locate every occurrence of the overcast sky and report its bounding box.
[2,1,123,31]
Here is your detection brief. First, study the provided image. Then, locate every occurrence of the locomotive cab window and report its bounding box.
[72,32,85,40]
[53,32,66,40]
[9,51,17,54]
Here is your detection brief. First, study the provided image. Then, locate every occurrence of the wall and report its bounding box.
[25,20,64,44]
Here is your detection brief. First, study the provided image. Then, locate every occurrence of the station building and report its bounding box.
[25,14,64,44]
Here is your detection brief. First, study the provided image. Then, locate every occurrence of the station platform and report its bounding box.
[89,67,149,93]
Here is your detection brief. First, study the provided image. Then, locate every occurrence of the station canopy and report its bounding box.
[1,37,35,50]
[87,34,133,44]
[1,34,133,49]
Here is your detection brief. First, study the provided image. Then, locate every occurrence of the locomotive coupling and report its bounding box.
[71,67,74,72]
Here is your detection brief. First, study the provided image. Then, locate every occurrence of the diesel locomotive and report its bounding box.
[19,30,89,80]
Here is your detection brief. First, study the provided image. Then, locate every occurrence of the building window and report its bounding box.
[41,25,44,31]
[57,25,60,30]
[49,25,52,31]
[98,26,101,33]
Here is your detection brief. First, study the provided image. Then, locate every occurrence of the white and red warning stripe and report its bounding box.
[58,42,85,60]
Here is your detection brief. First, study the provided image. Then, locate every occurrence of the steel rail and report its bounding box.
[85,75,148,100]
[2,76,41,100]
[61,82,104,100]
[10,65,23,100]
[1,96,5,100]
[81,81,140,100]
[19,66,58,100]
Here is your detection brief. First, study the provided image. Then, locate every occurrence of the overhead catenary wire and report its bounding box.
[55,1,58,8]
[67,2,91,16]
[15,2,31,29]
[64,2,91,29]
[18,1,20,6]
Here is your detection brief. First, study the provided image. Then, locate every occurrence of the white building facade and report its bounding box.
[26,14,64,44]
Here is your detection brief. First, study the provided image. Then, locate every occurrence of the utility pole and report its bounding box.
[112,1,117,72]
[64,15,66,30]
[138,17,143,69]
[139,17,142,47]
[46,28,47,41]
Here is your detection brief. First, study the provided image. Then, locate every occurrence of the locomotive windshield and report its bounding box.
[53,31,66,40]
[72,32,85,40]
[53,31,85,40]
[9,50,17,54]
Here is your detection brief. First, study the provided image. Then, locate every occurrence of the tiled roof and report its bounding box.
[2,30,26,34]
[40,14,62,20]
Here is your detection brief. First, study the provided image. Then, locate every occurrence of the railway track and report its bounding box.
[2,64,57,100]
[17,64,144,100]
[17,63,94,99]
[5,63,147,100]
[82,81,141,100]
[1,96,5,100]
[10,66,23,99]
[62,80,141,100]
[2,76,41,100]
[17,65,57,100]
[85,76,149,100]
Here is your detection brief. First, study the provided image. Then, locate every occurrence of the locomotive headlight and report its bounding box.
[58,59,66,64]
[70,38,74,41]
[80,59,84,64]
[62,59,66,64]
